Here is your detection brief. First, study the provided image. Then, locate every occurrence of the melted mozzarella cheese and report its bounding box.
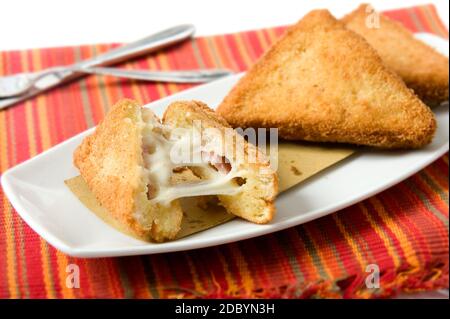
[142,116,242,205]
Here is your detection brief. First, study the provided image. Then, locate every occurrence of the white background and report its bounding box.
[0,0,448,51]
[0,0,448,299]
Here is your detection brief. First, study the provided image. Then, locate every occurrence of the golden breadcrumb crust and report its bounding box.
[74,99,182,242]
[343,4,449,106]
[163,100,278,224]
[217,10,436,149]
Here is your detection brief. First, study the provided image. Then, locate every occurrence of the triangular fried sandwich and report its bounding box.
[217,10,436,149]
[74,99,278,241]
[343,4,449,106]
[163,100,278,224]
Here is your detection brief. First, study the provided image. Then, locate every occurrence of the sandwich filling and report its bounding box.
[141,108,245,206]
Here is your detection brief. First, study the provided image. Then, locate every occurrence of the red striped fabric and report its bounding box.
[0,4,448,298]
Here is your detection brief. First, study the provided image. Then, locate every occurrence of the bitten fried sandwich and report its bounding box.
[217,10,437,149]
[343,4,449,106]
[74,99,277,242]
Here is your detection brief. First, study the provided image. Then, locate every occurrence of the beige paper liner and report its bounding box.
[65,142,354,241]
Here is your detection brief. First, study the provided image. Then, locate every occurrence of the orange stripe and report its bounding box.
[204,38,225,68]
[0,111,8,170]
[4,112,19,298]
[332,214,366,270]
[216,249,239,295]
[418,6,447,36]
[30,49,60,298]
[184,253,207,295]
[39,239,56,298]
[214,35,240,70]
[303,226,336,279]
[359,202,401,268]
[107,259,125,298]
[369,197,420,267]
[255,29,271,51]
[56,252,75,298]
[31,54,52,151]
[155,53,181,95]
[194,38,215,68]
[16,51,32,298]
[0,51,4,75]
[266,28,280,45]
[0,97,14,298]
[425,5,449,37]
[424,163,450,191]
[145,57,171,99]
[3,200,19,298]
[229,245,255,294]
[232,33,254,68]
[291,229,321,281]
[414,7,440,35]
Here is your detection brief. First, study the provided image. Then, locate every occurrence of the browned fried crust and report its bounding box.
[74,99,182,242]
[217,10,437,149]
[343,4,449,105]
[163,100,278,224]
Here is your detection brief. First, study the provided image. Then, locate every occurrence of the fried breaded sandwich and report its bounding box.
[74,99,277,242]
[343,4,449,106]
[217,10,437,149]
[163,100,278,224]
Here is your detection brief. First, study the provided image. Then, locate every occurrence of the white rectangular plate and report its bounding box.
[1,34,448,258]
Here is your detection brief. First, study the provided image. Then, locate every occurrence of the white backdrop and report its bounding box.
[0,0,448,50]
[0,0,448,299]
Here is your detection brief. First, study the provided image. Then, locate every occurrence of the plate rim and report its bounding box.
[1,34,449,258]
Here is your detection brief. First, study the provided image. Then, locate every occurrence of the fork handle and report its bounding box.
[74,25,195,69]
[75,67,233,83]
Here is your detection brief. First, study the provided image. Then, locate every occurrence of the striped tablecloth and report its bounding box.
[0,4,448,298]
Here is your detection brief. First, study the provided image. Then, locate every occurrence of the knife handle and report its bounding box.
[74,24,195,69]
[0,25,196,110]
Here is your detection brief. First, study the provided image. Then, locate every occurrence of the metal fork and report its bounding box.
[0,24,232,109]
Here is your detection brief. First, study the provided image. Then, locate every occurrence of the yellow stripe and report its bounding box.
[17,51,32,297]
[229,246,254,295]
[332,214,366,270]
[3,200,19,298]
[256,29,271,51]
[56,252,75,298]
[145,57,169,99]
[0,51,4,75]
[39,239,56,298]
[266,28,280,45]
[423,166,449,195]
[216,250,239,295]
[126,60,151,103]
[2,75,19,299]
[214,36,240,70]
[421,6,448,37]
[204,38,224,68]
[156,53,180,95]
[24,101,37,158]
[30,48,57,298]
[32,51,52,151]
[359,203,401,268]
[232,34,253,68]
[127,69,146,104]
[184,254,206,295]
[370,197,420,267]
[0,111,8,171]
[92,44,108,117]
